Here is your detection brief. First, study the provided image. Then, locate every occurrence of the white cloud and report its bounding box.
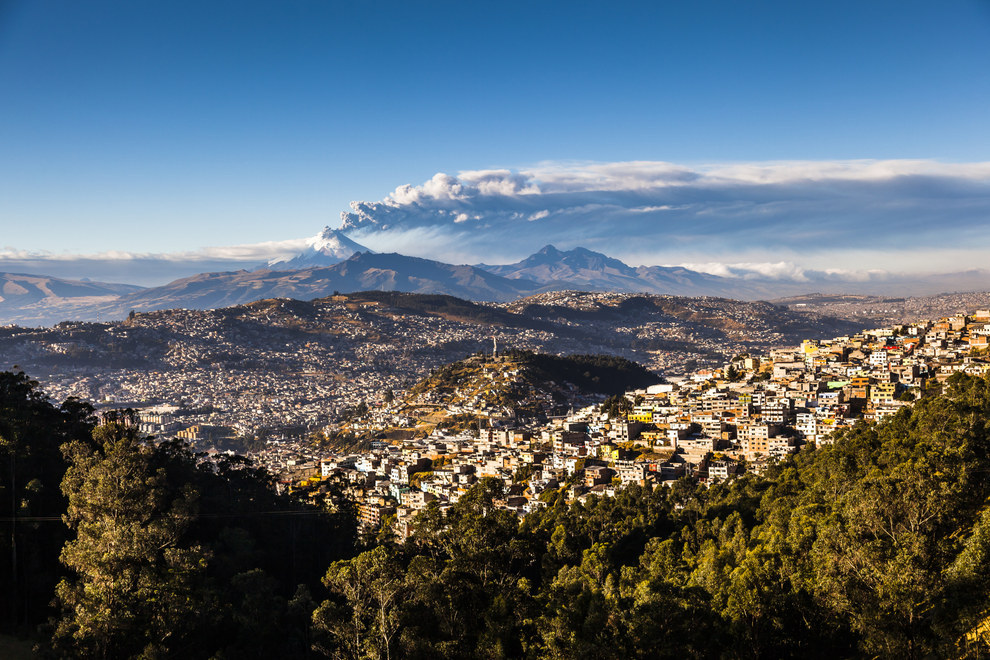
[0,238,309,286]
[675,261,890,283]
[338,159,990,271]
[0,238,306,264]
[678,262,812,281]
[6,159,990,289]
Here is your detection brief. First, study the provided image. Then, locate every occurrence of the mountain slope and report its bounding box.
[324,252,540,301]
[0,273,144,326]
[90,252,543,317]
[479,245,758,297]
[405,350,661,420]
[481,245,642,287]
[633,264,758,297]
[268,226,372,269]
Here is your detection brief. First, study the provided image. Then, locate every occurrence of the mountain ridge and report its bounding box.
[2,241,990,326]
[82,252,542,322]
[0,272,145,326]
[478,244,766,297]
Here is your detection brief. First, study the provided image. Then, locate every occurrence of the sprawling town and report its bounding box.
[0,291,862,441]
[5,292,989,540]
[208,308,990,539]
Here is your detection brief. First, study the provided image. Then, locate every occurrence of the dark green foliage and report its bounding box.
[313,373,990,658]
[505,349,662,395]
[414,351,659,401]
[9,370,990,656]
[313,480,707,658]
[600,393,633,418]
[0,371,355,656]
[48,417,358,658]
[314,478,539,659]
[52,413,209,658]
[0,372,95,635]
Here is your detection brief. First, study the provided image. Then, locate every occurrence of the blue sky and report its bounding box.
[1,1,989,283]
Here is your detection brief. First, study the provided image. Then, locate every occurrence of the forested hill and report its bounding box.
[514,350,663,393]
[409,350,661,400]
[5,371,990,656]
[403,350,661,423]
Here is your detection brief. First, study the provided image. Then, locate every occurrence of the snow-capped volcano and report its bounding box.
[268,226,372,270]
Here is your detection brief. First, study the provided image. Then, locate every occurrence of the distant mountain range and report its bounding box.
[478,244,752,297]
[103,252,540,318]
[1,239,989,326]
[0,273,144,326]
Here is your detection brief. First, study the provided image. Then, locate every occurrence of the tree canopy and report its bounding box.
[5,370,990,657]
[310,373,990,658]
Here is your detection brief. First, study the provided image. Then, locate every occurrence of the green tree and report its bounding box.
[313,545,407,660]
[0,372,94,631]
[52,413,210,658]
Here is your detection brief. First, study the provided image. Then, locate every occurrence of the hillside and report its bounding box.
[0,272,143,326]
[0,290,870,437]
[92,252,543,318]
[507,290,864,360]
[481,244,653,291]
[408,350,661,402]
[404,350,660,424]
[338,291,551,329]
[336,372,990,657]
[773,291,990,326]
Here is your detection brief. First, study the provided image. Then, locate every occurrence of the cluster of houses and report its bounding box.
[302,310,990,538]
[24,298,572,438]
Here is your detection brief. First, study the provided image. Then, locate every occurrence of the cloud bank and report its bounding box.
[0,239,308,286]
[4,159,990,291]
[339,160,990,273]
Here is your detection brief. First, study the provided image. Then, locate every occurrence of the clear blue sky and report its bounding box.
[1,0,989,256]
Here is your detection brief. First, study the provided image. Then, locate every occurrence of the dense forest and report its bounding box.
[2,370,990,657]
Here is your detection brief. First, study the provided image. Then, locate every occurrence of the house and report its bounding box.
[585,465,616,487]
[707,460,739,483]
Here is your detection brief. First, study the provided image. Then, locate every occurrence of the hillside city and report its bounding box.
[115,307,990,539]
[0,291,861,439]
[5,289,989,539]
